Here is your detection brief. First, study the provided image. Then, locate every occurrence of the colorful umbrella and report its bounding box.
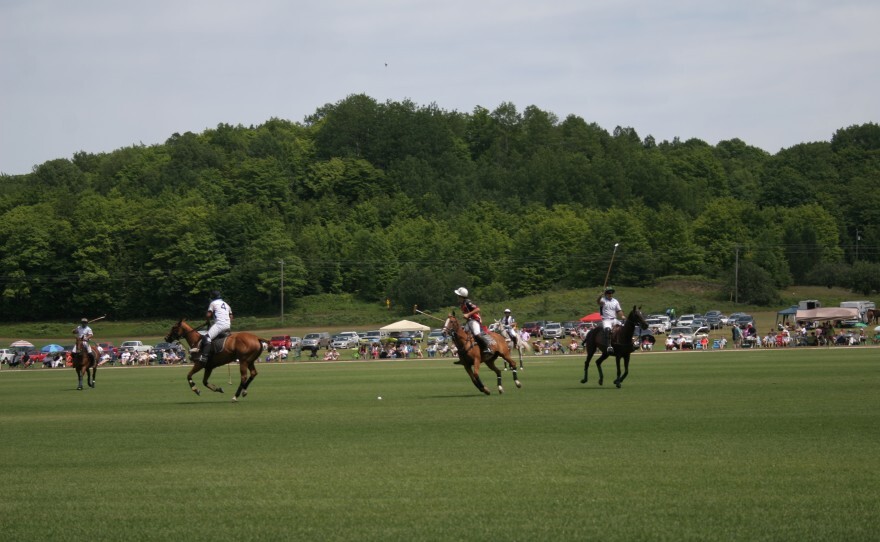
[41,344,64,353]
[10,340,33,348]
[580,312,601,323]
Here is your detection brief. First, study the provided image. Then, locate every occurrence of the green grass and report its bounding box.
[1,348,878,541]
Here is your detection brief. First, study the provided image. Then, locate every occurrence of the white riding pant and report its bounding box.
[602,318,620,330]
[207,323,230,342]
[466,319,481,336]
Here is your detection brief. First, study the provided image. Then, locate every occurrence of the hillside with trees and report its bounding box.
[1,94,878,321]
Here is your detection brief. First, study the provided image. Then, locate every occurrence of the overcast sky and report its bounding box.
[2,0,878,175]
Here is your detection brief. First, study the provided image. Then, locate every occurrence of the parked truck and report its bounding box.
[839,300,876,322]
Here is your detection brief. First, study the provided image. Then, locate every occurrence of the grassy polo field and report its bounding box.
[1,347,877,541]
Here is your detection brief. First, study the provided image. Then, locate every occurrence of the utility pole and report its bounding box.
[279,259,284,325]
[734,245,739,304]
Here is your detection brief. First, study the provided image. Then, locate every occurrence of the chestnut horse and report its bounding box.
[165,319,268,402]
[866,309,880,325]
[580,305,649,388]
[443,312,521,395]
[72,335,97,390]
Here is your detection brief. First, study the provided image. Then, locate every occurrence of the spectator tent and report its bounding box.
[795,307,859,322]
[379,320,431,333]
[776,305,798,327]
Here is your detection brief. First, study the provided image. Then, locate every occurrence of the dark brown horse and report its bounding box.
[165,319,268,402]
[443,312,521,395]
[72,336,98,390]
[866,309,880,325]
[580,305,649,388]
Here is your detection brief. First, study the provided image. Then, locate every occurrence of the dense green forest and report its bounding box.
[1,94,879,321]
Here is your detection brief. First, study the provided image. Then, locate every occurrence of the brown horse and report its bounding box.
[866,309,880,325]
[72,336,98,390]
[443,312,521,395]
[165,319,268,402]
[581,305,649,388]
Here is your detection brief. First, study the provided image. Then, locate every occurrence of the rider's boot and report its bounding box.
[199,337,211,365]
[475,334,492,356]
[604,327,614,354]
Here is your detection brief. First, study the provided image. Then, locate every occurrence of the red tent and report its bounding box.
[580,312,601,323]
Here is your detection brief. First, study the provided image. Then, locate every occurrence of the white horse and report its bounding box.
[492,320,531,370]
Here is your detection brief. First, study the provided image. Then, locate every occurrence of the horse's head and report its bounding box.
[165,319,186,343]
[628,306,649,329]
[443,312,460,335]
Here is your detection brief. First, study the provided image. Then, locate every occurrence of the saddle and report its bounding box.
[206,332,230,354]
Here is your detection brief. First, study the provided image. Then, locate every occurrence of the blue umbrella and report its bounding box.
[41,344,64,353]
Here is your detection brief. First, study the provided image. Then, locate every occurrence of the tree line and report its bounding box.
[1,94,878,321]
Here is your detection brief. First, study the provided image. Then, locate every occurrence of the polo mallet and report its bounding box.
[602,243,620,291]
[415,308,445,323]
[88,315,106,324]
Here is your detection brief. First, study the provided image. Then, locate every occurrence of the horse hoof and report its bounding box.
[242,390,248,397]
[216,387,224,394]
[498,386,504,394]
[481,388,491,396]
[192,388,201,396]
[232,396,238,402]
[515,380,522,388]
[580,378,587,384]
[615,381,622,389]
[77,386,83,390]
[89,382,95,388]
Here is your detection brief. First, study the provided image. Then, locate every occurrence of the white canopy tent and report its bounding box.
[795,307,859,322]
[379,320,431,332]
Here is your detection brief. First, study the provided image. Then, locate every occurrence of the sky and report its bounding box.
[2,0,879,175]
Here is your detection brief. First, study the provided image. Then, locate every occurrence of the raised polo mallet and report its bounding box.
[88,315,106,324]
[415,308,445,323]
[602,243,620,291]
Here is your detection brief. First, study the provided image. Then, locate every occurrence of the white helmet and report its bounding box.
[504,308,511,313]
[454,287,469,297]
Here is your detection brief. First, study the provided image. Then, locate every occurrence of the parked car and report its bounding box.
[676,314,698,327]
[522,321,545,335]
[331,332,360,349]
[269,335,292,349]
[542,322,565,339]
[645,317,668,334]
[427,329,446,344]
[668,326,696,349]
[301,332,331,350]
[732,315,754,328]
[362,330,388,343]
[120,340,152,353]
[706,315,724,330]
[0,348,14,363]
[289,337,302,349]
[727,313,747,326]
[562,321,580,336]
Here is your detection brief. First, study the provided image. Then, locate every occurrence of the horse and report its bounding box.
[493,320,531,370]
[580,305,649,388]
[165,319,268,402]
[443,313,521,395]
[72,336,97,390]
[866,309,880,325]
